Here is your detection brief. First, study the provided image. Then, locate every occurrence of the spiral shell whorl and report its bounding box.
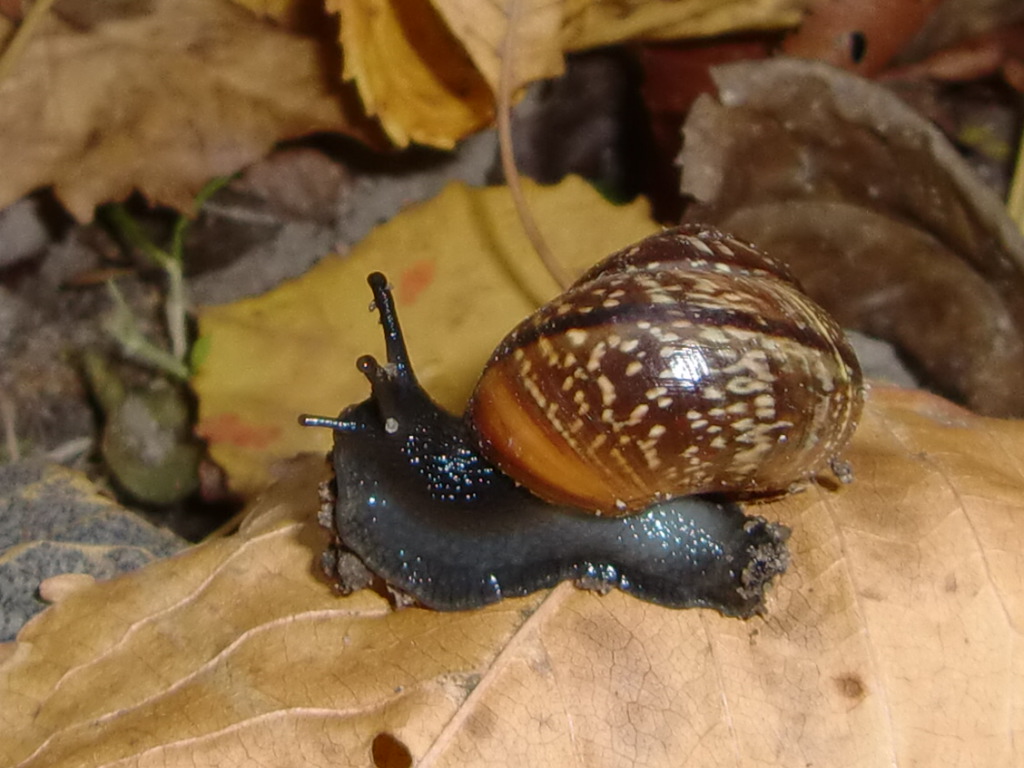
[573,224,799,286]
[467,226,864,515]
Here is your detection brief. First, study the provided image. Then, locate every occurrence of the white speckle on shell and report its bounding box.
[566,329,589,346]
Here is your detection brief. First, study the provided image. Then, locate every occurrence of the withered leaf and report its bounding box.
[679,57,1024,416]
[0,0,371,220]
[1,387,1022,766]
[336,0,810,148]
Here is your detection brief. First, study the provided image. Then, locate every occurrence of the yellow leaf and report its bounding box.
[332,0,494,148]
[431,0,565,92]
[194,177,658,496]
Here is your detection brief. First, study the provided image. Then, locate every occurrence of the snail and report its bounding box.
[300,225,864,617]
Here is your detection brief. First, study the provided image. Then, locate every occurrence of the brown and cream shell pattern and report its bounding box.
[467,225,864,514]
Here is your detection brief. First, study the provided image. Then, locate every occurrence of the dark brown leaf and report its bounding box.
[679,57,1024,416]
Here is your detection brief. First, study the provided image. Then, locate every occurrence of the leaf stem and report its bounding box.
[165,257,187,362]
[105,204,174,269]
[0,392,19,461]
[103,175,232,373]
[1008,129,1024,234]
[104,281,190,380]
[497,0,570,290]
[0,0,57,83]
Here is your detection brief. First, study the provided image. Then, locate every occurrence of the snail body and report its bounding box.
[301,225,863,616]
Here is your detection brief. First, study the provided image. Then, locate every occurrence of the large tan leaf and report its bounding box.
[0,0,370,220]
[193,177,659,496]
[1,385,1022,765]
[337,0,811,147]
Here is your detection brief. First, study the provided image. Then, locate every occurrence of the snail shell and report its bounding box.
[468,225,864,514]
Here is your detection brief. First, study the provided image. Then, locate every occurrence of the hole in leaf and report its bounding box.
[371,732,412,768]
[848,31,867,64]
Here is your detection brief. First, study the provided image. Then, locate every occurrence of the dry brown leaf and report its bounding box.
[0,0,370,220]
[37,573,97,604]
[338,0,811,148]
[2,386,1022,766]
[679,58,1024,417]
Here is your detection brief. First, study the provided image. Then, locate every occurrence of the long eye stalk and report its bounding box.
[367,272,416,380]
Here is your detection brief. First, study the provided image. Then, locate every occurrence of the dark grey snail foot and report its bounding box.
[316,460,790,616]
[310,397,791,618]
[568,513,790,611]
[737,520,792,602]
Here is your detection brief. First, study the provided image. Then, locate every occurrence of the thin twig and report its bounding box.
[0,0,58,82]
[498,0,571,290]
[1007,129,1024,233]
[0,392,19,461]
